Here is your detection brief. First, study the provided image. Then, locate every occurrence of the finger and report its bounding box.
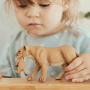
[65,62,85,75]
[72,74,90,83]
[65,68,89,80]
[0,72,2,78]
[65,57,83,71]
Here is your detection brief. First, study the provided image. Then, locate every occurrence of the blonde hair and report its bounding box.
[3,0,80,28]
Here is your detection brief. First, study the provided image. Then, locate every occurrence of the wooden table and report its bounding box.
[0,78,90,90]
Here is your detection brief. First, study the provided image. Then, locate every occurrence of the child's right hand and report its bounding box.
[0,72,2,78]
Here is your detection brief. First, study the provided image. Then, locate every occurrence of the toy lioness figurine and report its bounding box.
[15,44,79,82]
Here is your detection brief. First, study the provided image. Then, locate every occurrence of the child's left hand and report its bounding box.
[65,53,90,83]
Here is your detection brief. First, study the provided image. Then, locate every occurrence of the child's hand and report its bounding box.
[65,53,90,83]
[0,72,2,78]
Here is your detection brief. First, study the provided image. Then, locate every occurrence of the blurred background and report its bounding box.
[0,0,90,55]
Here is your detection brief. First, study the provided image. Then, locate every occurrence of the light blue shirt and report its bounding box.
[0,26,90,78]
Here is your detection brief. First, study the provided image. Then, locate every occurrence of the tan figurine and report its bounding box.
[15,44,79,82]
[15,56,27,76]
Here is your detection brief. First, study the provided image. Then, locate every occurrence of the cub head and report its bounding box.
[16,44,29,59]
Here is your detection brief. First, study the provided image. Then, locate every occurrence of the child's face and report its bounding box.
[13,0,66,37]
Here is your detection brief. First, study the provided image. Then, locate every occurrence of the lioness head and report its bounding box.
[16,44,29,59]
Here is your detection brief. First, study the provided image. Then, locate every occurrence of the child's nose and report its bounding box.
[26,6,40,18]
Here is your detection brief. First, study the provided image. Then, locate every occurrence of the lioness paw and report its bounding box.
[27,76,33,81]
[39,77,46,82]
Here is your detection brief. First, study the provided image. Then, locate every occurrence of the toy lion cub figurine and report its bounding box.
[15,44,79,82]
[15,57,27,76]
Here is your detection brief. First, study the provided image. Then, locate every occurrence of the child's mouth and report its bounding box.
[28,23,41,26]
[29,23,40,26]
[30,24,39,26]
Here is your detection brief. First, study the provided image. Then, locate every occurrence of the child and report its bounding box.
[0,0,90,83]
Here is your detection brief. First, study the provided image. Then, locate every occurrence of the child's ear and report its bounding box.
[62,1,69,11]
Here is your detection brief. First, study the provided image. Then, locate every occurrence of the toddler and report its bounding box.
[0,0,90,83]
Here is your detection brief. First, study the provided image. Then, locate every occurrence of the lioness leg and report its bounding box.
[39,65,48,82]
[55,62,67,80]
[27,65,40,81]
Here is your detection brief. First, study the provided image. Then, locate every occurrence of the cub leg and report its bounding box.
[15,67,22,74]
[15,70,19,73]
[27,65,40,81]
[23,68,27,76]
[55,62,67,80]
[15,61,19,67]
[39,65,48,82]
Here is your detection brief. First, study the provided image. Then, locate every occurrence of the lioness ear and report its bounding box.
[23,44,26,50]
[23,44,28,51]
[23,44,25,47]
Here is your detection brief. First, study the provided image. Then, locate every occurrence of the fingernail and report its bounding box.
[66,76,69,80]
[72,79,76,82]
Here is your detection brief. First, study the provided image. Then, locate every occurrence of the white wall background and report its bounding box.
[0,0,90,55]
[79,0,90,31]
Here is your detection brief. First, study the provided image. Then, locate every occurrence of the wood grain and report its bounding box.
[0,78,90,90]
